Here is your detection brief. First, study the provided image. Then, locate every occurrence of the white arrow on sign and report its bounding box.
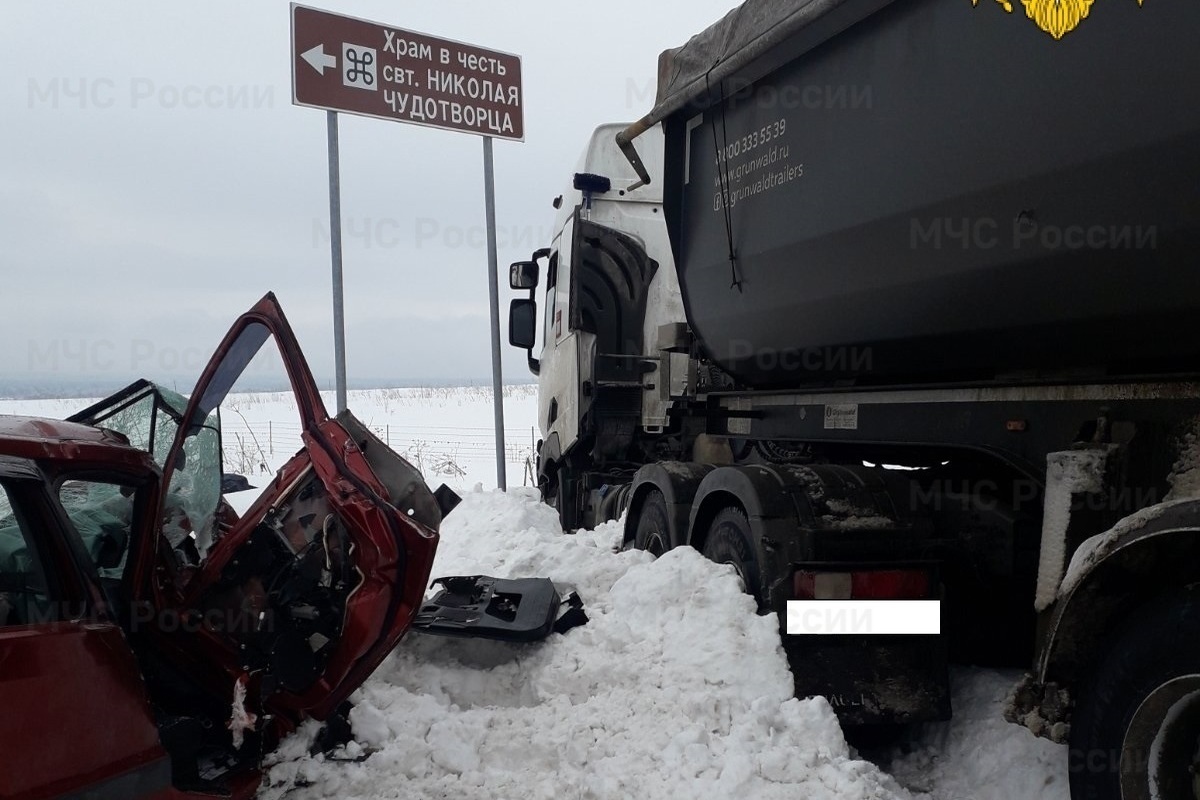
[301,44,337,75]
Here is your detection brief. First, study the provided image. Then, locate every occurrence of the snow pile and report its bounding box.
[260,488,909,800]
[885,670,1068,800]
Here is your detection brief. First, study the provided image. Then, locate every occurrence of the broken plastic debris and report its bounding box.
[228,676,259,749]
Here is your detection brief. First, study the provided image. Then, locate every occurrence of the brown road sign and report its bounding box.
[290,4,524,141]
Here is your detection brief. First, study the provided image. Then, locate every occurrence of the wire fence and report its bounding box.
[219,416,539,485]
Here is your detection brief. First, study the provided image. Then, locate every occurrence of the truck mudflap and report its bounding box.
[781,633,951,726]
[412,576,588,642]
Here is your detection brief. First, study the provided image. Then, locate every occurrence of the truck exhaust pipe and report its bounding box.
[615,118,653,191]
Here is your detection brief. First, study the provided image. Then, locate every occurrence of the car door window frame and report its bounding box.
[0,482,58,626]
[48,469,157,621]
[161,300,329,560]
[0,472,83,626]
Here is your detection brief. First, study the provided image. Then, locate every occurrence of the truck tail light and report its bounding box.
[793,569,932,600]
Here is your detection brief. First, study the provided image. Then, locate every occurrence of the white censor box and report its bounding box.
[786,601,941,635]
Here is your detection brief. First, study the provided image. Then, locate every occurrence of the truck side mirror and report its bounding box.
[509,298,538,350]
[509,261,539,290]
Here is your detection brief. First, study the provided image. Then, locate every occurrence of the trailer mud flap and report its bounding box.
[412,576,587,642]
[782,633,951,726]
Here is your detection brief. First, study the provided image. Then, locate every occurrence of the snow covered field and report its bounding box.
[1,386,1070,799]
[0,384,542,495]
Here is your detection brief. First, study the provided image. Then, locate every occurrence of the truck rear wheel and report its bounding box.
[702,507,763,604]
[1069,589,1200,800]
[633,490,672,556]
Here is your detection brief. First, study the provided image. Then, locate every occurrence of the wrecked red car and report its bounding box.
[0,294,446,798]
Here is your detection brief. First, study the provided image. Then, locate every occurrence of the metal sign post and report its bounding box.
[326,110,348,414]
[291,4,524,487]
[482,136,505,490]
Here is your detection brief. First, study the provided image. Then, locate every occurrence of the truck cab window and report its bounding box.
[543,251,558,351]
[0,483,54,626]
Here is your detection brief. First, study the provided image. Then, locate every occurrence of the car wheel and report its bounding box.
[702,507,763,604]
[633,490,672,556]
[1069,588,1200,800]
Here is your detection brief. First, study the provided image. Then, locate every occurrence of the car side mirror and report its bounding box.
[221,473,256,494]
[509,261,539,290]
[509,298,537,351]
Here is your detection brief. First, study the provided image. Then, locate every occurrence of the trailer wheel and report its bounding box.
[1069,589,1200,800]
[702,507,763,604]
[633,490,672,556]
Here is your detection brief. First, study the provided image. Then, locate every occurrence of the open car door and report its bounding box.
[66,293,581,782]
[136,293,441,730]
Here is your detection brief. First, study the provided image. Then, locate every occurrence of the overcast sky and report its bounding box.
[2,0,741,392]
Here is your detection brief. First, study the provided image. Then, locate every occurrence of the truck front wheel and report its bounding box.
[702,507,763,605]
[1069,589,1200,800]
[542,464,576,533]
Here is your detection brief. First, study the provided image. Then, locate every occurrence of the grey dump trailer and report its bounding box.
[508,0,1200,797]
[656,0,1200,389]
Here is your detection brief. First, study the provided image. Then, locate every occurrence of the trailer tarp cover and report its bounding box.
[644,0,853,125]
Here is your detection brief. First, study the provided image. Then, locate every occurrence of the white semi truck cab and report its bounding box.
[509,123,690,528]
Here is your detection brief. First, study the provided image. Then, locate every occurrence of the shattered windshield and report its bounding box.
[164,415,222,561]
[70,380,190,468]
[70,381,224,562]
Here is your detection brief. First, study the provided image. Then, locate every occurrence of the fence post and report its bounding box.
[269,421,273,456]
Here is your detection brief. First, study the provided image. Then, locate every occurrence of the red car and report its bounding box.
[0,295,445,798]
